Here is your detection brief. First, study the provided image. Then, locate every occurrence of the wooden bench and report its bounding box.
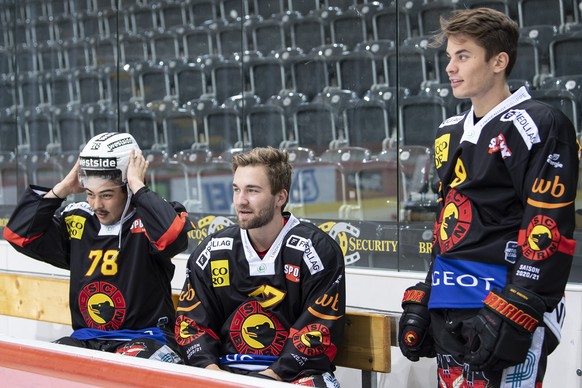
[0,272,397,387]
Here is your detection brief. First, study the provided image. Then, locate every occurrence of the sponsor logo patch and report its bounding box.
[284,264,300,283]
[434,133,451,169]
[65,215,86,240]
[211,260,230,287]
[130,218,145,234]
[500,109,540,149]
[209,237,233,251]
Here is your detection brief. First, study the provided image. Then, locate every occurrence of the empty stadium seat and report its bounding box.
[287,12,327,52]
[203,55,244,104]
[399,94,448,147]
[252,0,285,18]
[120,101,161,151]
[82,101,118,137]
[45,70,75,107]
[187,0,218,27]
[280,48,329,101]
[292,101,339,155]
[343,97,391,154]
[549,31,582,77]
[244,54,286,102]
[133,61,171,104]
[530,88,579,132]
[0,75,15,110]
[147,29,181,62]
[159,0,189,30]
[247,17,287,55]
[517,0,569,27]
[190,98,244,155]
[169,59,207,106]
[159,105,199,157]
[244,104,288,148]
[73,67,105,105]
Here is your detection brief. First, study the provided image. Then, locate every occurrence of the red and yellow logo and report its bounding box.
[437,189,472,253]
[291,323,331,357]
[229,300,287,355]
[78,281,126,330]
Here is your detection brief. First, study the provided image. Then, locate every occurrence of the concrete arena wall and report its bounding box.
[0,241,580,387]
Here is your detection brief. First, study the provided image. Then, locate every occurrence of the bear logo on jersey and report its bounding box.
[78,281,126,330]
[230,300,287,355]
[291,323,332,357]
[521,215,566,261]
[437,189,472,253]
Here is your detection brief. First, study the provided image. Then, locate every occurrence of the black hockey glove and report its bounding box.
[398,282,436,361]
[464,286,546,371]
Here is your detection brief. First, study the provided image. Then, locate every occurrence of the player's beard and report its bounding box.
[237,196,276,230]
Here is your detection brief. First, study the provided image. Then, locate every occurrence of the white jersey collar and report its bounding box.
[241,214,300,276]
[461,86,531,144]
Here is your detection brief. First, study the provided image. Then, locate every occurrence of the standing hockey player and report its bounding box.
[175,147,345,387]
[4,132,191,363]
[397,8,579,387]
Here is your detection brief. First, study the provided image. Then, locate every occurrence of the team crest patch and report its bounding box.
[230,300,287,355]
[521,215,562,261]
[175,315,206,346]
[437,189,472,253]
[291,323,331,357]
[78,281,126,330]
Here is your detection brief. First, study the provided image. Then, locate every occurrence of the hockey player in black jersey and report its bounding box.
[175,147,345,387]
[4,132,191,363]
[397,8,579,387]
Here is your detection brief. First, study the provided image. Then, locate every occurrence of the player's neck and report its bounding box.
[471,82,511,118]
[248,213,286,253]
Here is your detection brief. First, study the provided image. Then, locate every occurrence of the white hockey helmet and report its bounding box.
[79,132,141,188]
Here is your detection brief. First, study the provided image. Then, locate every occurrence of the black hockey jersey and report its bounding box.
[4,185,191,332]
[428,87,579,311]
[175,213,345,382]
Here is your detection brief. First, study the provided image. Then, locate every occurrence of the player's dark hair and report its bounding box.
[431,8,519,76]
[84,170,128,193]
[232,147,292,210]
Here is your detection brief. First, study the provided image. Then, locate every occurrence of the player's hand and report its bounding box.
[50,158,84,199]
[463,286,545,370]
[398,282,436,361]
[126,150,148,194]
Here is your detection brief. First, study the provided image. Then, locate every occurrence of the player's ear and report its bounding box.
[493,52,509,74]
[276,189,288,208]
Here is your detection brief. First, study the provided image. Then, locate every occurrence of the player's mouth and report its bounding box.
[95,210,109,218]
[450,78,463,87]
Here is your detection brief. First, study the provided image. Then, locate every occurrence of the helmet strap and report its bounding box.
[118,184,133,249]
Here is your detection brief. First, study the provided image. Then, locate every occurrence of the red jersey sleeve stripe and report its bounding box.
[2,227,43,248]
[149,212,188,251]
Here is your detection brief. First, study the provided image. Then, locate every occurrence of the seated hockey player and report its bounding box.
[4,132,192,363]
[175,146,346,387]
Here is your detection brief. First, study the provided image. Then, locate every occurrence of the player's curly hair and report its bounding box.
[430,8,519,77]
[232,147,292,210]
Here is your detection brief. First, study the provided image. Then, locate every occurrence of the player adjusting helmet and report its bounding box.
[79,132,141,188]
